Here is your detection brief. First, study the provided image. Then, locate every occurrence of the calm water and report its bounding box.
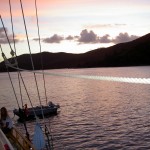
[0,66,150,150]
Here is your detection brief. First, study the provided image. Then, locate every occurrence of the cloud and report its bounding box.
[114,24,126,26]
[0,27,7,37]
[113,32,139,44]
[85,24,126,29]
[65,35,74,40]
[43,34,64,43]
[33,30,139,45]
[0,27,19,44]
[0,27,8,44]
[99,34,112,43]
[33,38,39,41]
[78,29,99,43]
[77,30,138,44]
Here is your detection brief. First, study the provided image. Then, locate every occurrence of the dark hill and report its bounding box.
[0,33,150,72]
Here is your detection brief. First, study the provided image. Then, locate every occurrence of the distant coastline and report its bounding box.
[0,33,150,72]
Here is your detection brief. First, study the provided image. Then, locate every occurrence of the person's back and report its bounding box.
[0,107,13,134]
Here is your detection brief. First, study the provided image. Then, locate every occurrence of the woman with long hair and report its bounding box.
[0,107,13,134]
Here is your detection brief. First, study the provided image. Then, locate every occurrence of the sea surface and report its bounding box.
[0,66,150,150]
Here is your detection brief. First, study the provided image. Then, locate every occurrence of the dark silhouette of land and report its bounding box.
[0,33,150,72]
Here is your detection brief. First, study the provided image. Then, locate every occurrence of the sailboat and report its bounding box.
[0,0,58,149]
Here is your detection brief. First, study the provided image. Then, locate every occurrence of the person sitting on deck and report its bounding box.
[0,107,13,134]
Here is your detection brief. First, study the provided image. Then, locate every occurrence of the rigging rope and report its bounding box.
[7,65,150,85]
[8,0,23,107]
[19,0,45,120]
[18,71,37,117]
[0,15,20,107]
[0,14,37,118]
[0,45,20,108]
[1,0,149,148]
[34,0,54,148]
[0,16,14,54]
[34,0,48,105]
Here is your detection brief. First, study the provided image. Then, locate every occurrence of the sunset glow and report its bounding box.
[0,0,150,61]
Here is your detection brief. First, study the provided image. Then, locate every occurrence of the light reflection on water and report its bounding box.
[0,66,150,149]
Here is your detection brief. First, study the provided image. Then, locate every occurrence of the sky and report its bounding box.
[0,0,150,62]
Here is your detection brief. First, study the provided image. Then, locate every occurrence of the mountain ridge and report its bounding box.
[0,33,150,72]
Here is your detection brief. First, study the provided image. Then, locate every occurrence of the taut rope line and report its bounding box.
[19,0,44,119]
[8,0,24,107]
[0,45,20,108]
[34,0,48,105]
[0,14,37,118]
[34,0,54,148]
[8,65,150,85]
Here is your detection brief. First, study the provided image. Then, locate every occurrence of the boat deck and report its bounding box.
[0,128,14,150]
[0,127,35,150]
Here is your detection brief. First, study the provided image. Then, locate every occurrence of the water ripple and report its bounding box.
[0,67,150,149]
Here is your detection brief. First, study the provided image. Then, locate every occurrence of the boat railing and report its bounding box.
[0,128,14,150]
[7,127,35,150]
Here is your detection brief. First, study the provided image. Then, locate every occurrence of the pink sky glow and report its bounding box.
[0,0,150,61]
